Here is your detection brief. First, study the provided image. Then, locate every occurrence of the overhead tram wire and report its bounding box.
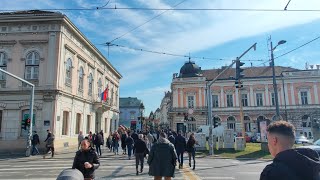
[1,7,320,12]
[102,43,264,62]
[108,0,188,43]
[274,35,320,59]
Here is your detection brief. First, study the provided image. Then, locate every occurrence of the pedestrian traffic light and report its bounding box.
[235,60,245,80]
[26,118,31,127]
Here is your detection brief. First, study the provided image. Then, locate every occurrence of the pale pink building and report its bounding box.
[170,61,320,140]
[0,11,121,152]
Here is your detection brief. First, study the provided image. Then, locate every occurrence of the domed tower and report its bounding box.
[178,60,202,78]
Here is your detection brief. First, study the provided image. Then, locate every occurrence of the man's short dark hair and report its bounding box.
[267,121,295,139]
[160,132,167,138]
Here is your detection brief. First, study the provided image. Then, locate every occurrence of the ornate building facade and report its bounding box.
[0,11,122,152]
[169,61,320,140]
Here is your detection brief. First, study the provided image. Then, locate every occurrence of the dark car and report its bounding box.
[296,139,320,156]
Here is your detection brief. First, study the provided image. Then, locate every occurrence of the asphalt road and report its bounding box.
[0,148,271,180]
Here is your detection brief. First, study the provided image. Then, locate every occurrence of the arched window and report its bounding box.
[97,78,102,97]
[25,51,40,80]
[65,58,72,85]
[78,67,84,90]
[227,116,236,131]
[88,73,93,96]
[0,52,7,87]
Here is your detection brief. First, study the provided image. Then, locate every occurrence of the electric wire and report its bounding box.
[274,35,320,59]
[108,0,187,43]
[102,43,264,62]
[1,7,320,12]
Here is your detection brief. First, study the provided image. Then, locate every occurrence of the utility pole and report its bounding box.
[270,39,286,121]
[207,43,256,155]
[235,59,246,145]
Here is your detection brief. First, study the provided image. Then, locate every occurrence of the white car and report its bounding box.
[296,139,320,156]
[295,135,312,145]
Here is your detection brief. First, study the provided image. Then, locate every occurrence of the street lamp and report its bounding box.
[139,102,145,131]
[271,39,286,121]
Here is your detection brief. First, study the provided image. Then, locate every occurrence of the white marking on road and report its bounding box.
[237,171,261,175]
[202,177,235,179]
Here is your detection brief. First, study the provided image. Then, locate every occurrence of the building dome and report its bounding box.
[179,61,202,78]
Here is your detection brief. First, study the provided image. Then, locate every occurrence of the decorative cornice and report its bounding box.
[0,40,17,45]
[19,40,48,45]
[97,68,104,74]
[77,54,87,63]
[64,44,76,55]
[18,101,42,110]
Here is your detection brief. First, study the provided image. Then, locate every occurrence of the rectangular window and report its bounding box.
[245,123,251,132]
[130,113,135,120]
[212,95,219,108]
[75,113,81,134]
[187,124,196,132]
[62,111,69,135]
[241,94,248,107]
[227,94,233,107]
[25,66,39,80]
[271,93,275,106]
[188,96,194,108]
[256,93,263,106]
[0,67,6,80]
[227,123,235,130]
[301,91,308,105]
[0,110,2,133]
[87,115,91,134]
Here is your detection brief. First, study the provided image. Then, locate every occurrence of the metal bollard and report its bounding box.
[56,169,84,180]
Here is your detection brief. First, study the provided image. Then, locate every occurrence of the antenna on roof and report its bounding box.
[188,53,191,63]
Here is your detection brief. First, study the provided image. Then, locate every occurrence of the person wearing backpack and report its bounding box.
[186,133,198,170]
[260,121,320,180]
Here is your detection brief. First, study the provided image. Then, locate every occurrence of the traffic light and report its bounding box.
[235,60,245,89]
[184,113,188,121]
[235,60,245,80]
[213,118,219,128]
[235,80,243,89]
[22,119,26,130]
[26,118,31,127]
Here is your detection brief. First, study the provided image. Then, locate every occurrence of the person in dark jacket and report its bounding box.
[134,134,148,175]
[168,133,175,145]
[148,132,177,180]
[121,131,128,155]
[260,121,320,180]
[72,139,100,179]
[131,130,139,143]
[175,131,186,169]
[126,134,134,160]
[94,132,103,156]
[31,131,40,155]
[186,133,198,170]
[43,133,55,158]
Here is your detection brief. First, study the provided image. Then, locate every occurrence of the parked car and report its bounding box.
[296,139,320,156]
[295,135,312,145]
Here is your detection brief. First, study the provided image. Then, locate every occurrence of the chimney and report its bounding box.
[317,64,320,70]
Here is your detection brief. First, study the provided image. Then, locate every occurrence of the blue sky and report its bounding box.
[2,0,320,114]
